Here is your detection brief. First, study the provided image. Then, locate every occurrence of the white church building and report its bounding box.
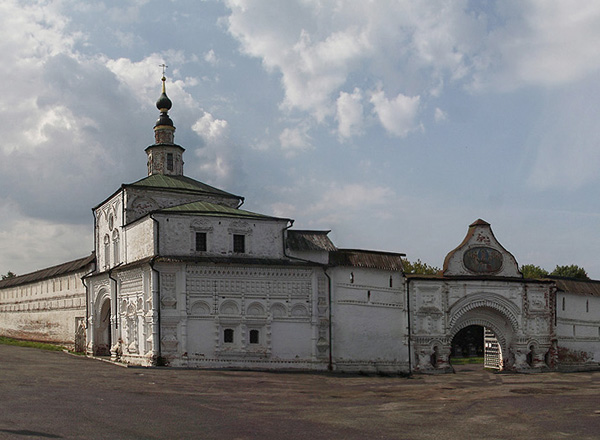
[1,78,599,374]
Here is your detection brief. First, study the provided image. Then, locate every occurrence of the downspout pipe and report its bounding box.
[406,277,412,375]
[323,270,333,371]
[107,263,123,330]
[281,221,333,371]
[80,263,96,330]
[149,214,162,362]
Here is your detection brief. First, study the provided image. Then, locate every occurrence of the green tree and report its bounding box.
[1,271,16,280]
[550,264,590,280]
[402,258,440,275]
[520,264,549,279]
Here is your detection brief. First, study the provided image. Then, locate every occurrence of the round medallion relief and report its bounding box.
[463,246,503,274]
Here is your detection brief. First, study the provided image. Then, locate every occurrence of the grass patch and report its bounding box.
[450,356,484,365]
[0,336,65,352]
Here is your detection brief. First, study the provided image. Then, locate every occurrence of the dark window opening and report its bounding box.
[389,276,393,288]
[233,234,245,253]
[562,297,565,311]
[249,329,259,344]
[224,328,234,343]
[167,153,174,171]
[195,232,207,252]
[586,300,589,313]
[350,272,354,284]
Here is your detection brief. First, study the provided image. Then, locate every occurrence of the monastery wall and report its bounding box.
[330,267,408,373]
[0,271,88,347]
[556,291,600,368]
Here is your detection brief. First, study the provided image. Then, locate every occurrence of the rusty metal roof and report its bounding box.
[0,253,96,289]
[551,277,600,297]
[329,249,405,271]
[287,230,337,252]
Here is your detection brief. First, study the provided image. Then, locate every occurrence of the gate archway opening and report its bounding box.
[448,304,517,372]
[95,298,112,356]
[449,324,504,371]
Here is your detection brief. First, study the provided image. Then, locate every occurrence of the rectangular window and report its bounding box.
[166,153,174,171]
[224,328,234,344]
[195,232,207,252]
[233,234,245,253]
[249,329,259,344]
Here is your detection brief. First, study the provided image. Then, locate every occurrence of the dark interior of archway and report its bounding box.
[451,325,484,359]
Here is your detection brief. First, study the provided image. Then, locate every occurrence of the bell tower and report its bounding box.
[145,71,185,176]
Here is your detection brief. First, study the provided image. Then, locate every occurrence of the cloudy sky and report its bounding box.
[2,0,600,278]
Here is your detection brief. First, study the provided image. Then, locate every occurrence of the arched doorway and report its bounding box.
[449,304,516,372]
[449,325,503,370]
[95,298,112,356]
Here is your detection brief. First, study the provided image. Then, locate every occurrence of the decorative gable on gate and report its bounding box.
[443,219,522,278]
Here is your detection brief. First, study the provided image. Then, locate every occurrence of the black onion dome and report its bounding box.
[155,75,174,127]
[156,92,172,112]
[155,112,173,127]
[156,76,172,111]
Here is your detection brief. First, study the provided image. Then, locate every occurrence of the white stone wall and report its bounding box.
[330,266,408,373]
[157,214,288,259]
[0,272,87,346]
[125,217,156,263]
[556,292,600,367]
[149,262,327,370]
[95,192,124,271]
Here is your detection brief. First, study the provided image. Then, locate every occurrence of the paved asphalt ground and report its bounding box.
[0,345,599,440]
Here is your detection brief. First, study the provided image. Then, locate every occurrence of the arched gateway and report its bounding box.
[409,220,554,373]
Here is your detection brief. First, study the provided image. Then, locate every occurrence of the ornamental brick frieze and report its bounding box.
[448,293,521,332]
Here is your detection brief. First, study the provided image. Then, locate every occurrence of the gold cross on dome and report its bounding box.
[159,63,168,77]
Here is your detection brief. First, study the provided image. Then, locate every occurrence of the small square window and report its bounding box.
[195,232,207,252]
[167,153,174,171]
[233,234,245,253]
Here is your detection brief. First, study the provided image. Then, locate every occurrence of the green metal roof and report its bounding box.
[159,200,287,221]
[126,174,241,199]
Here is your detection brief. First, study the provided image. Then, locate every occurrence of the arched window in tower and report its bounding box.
[104,235,110,269]
[112,230,120,265]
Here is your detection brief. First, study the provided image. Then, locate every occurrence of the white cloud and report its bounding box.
[223,0,485,141]
[192,111,243,186]
[310,183,394,214]
[204,49,218,66]
[370,90,421,137]
[434,107,447,122]
[474,1,600,90]
[192,112,229,141]
[279,124,313,154]
[336,88,364,139]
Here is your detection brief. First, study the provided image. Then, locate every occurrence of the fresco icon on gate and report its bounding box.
[463,247,503,274]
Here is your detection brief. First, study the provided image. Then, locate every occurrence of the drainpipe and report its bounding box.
[80,263,96,330]
[281,221,333,371]
[107,263,123,331]
[150,214,161,362]
[121,187,126,265]
[406,277,412,374]
[324,270,333,371]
